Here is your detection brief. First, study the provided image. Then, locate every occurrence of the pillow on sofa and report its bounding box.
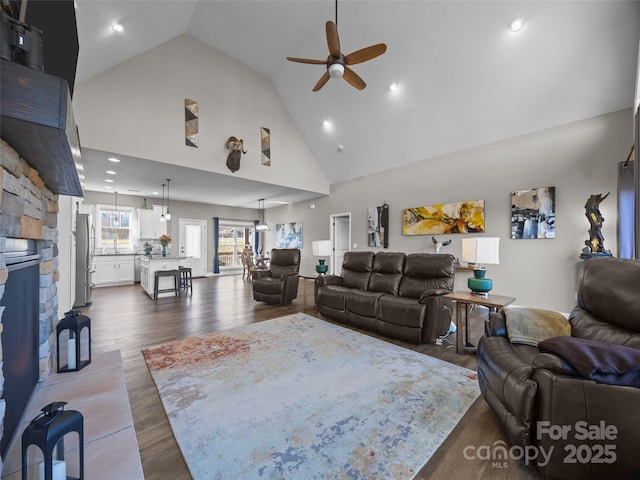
[504,306,570,346]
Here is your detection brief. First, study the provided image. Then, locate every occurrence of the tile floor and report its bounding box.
[2,350,143,479]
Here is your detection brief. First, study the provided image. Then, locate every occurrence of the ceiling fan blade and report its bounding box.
[312,71,331,92]
[287,57,327,65]
[343,67,366,90]
[345,43,387,65]
[326,21,341,57]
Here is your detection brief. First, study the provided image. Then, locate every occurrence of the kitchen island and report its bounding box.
[140,255,190,298]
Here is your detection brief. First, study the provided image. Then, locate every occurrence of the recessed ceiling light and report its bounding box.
[104,179,114,183]
[509,17,525,32]
[106,170,116,175]
[337,145,344,152]
[108,157,120,163]
[104,186,112,190]
[112,22,123,33]
[389,83,399,92]
[152,191,159,195]
[323,120,331,128]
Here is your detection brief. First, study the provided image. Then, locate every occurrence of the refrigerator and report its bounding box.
[74,213,94,307]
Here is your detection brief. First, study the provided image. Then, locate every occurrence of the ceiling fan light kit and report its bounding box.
[328,63,345,78]
[286,0,387,92]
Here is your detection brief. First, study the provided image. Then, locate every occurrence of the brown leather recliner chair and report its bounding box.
[477,257,640,479]
[252,248,301,305]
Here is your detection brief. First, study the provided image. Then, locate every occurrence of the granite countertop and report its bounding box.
[140,255,190,260]
[93,253,138,256]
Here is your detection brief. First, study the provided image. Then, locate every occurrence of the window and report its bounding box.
[97,204,133,249]
[218,223,254,269]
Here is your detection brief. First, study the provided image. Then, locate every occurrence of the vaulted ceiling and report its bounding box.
[74,1,640,206]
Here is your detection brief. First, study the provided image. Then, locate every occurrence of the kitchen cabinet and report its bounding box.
[94,255,135,286]
[138,206,167,239]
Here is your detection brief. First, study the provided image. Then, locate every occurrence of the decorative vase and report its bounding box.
[161,247,167,257]
[315,259,328,275]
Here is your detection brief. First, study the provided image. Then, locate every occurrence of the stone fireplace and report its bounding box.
[0,140,60,469]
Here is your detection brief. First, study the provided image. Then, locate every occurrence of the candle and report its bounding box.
[67,337,76,370]
[38,459,66,480]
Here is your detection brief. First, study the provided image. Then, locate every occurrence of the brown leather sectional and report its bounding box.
[477,257,640,479]
[315,251,455,344]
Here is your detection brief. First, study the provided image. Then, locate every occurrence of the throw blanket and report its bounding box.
[505,306,570,346]
[539,336,640,388]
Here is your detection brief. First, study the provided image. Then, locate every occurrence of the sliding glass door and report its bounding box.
[217,223,255,271]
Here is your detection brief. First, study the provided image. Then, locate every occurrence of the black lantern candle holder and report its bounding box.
[21,402,84,480]
[56,310,91,373]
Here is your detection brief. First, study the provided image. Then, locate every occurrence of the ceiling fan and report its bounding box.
[286,1,387,92]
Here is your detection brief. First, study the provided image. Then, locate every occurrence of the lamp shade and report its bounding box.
[312,240,332,257]
[461,237,500,265]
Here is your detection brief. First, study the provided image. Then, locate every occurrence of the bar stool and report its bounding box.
[178,266,193,293]
[154,270,180,299]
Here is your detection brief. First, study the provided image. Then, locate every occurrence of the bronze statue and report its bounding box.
[581,192,612,258]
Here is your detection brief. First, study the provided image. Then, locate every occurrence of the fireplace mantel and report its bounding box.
[0,59,83,196]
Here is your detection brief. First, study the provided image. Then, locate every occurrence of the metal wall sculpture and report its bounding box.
[402,200,484,235]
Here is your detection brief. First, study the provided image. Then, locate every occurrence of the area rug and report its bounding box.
[142,313,480,479]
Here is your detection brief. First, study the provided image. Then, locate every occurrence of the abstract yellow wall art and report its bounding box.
[402,200,485,235]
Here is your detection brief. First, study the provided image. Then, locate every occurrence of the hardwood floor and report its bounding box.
[79,276,541,479]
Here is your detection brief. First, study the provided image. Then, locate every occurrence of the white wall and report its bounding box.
[57,195,75,318]
[73,34,329,196]
[262,109,634,313]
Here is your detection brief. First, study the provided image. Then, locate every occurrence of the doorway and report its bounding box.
[178,218,207,277]
[329,213,351,275]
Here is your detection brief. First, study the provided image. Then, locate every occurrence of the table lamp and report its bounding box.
[461,237,500,296]
[312,240,332,275]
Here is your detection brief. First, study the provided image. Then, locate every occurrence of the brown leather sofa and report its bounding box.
[252,248,301,305]
[315,251,455,344]
[477,257,640,479]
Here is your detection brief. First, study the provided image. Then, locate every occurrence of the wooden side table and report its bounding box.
[298,274,318,309]
[443,291,516,354]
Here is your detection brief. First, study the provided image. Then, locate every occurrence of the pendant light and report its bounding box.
[165,178,172,220]
[256,198,270,231]
[113,191,119,226]
[160,183,166,222]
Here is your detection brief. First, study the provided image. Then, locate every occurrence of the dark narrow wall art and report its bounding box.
[368,203,389,247]
[261,127,271,166]
[185,99,199,147]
